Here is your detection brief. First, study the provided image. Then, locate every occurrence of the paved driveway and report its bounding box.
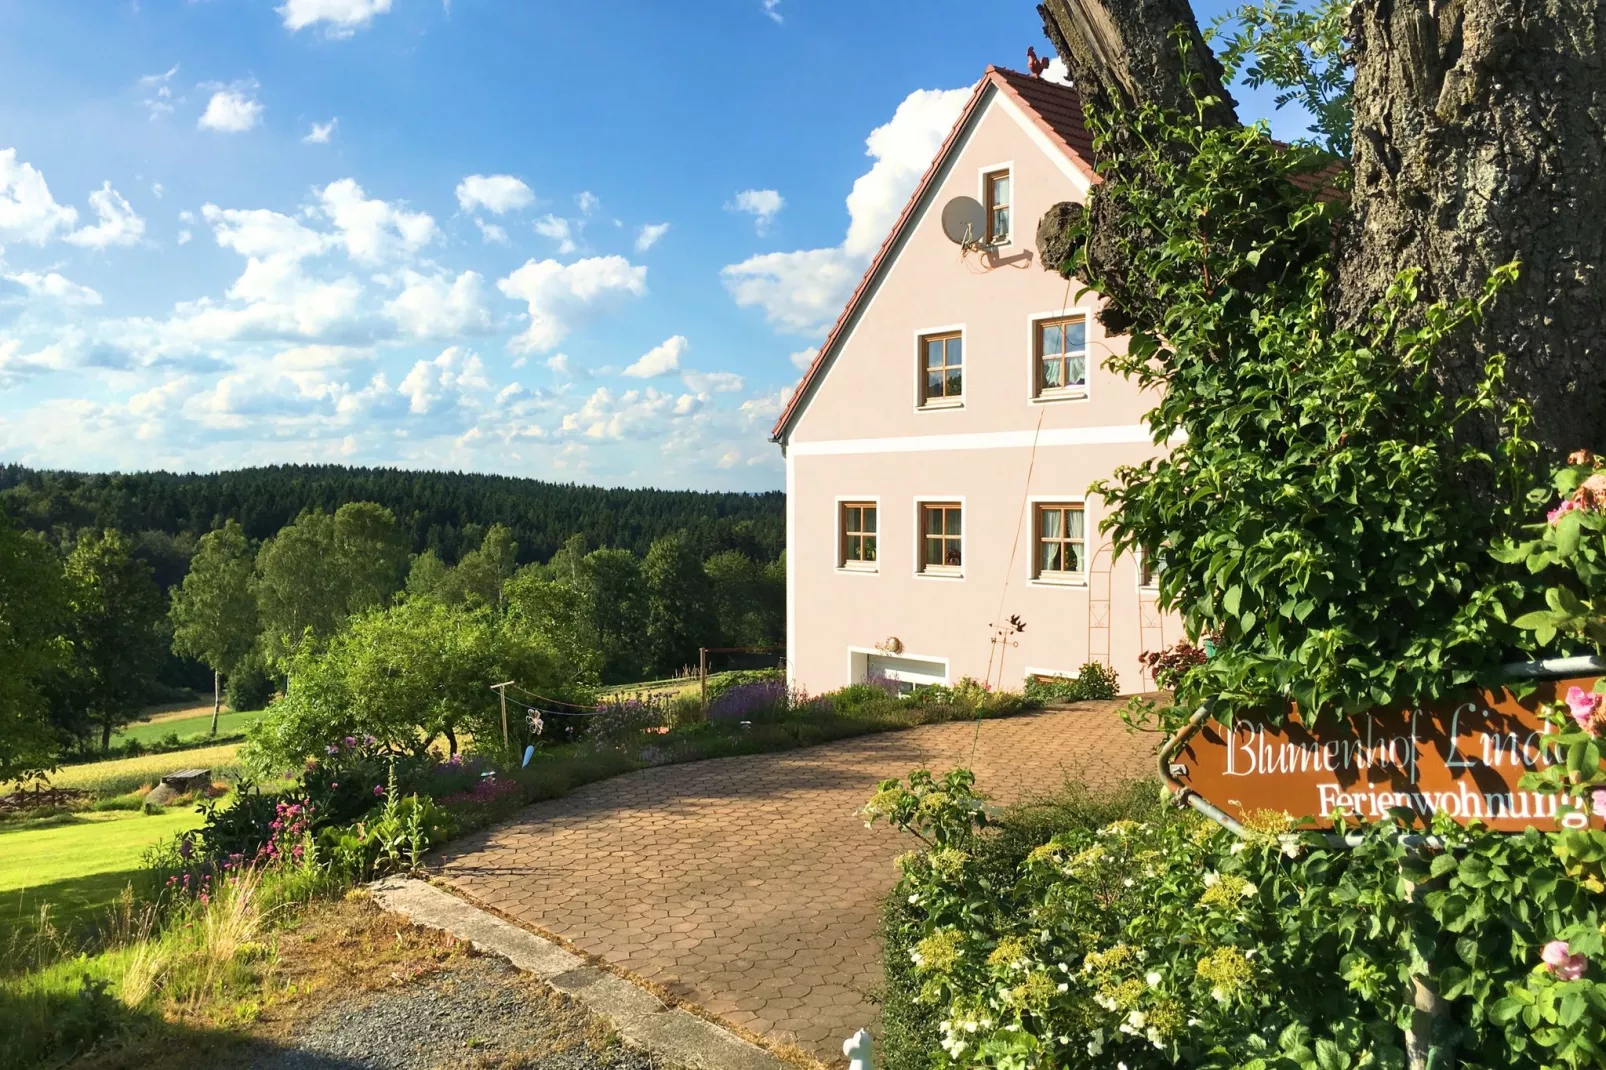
[432,704,1155,1062]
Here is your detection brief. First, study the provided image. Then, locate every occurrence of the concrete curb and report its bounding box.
[370,876,793,1070]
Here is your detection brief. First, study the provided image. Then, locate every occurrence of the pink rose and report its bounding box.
[1568,687,1603,734]
[1594,789,1606,818]
[373,784,386,796]
[1543,939,1588,981]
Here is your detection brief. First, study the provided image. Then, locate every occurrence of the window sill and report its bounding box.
[837,564,880,575]
[917,567,964,580]
[918,398,965,412]
[1030,388,1089,404]
[1029,574,1088,588]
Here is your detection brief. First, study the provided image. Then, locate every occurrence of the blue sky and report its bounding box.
[0,0,1307,491]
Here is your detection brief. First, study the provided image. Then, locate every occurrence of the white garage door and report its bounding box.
[863,652,948,692]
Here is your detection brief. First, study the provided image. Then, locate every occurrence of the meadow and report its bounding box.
[113,708,265,747]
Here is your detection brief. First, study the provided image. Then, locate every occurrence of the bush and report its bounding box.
[707,678,790,722]
[224,656,275,712]
[871,767,1606,1069]
[1022,662,1121,704]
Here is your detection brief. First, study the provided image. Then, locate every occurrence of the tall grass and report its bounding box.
[6,744,244,798]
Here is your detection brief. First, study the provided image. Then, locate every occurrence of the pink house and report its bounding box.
[771,67,1181,697]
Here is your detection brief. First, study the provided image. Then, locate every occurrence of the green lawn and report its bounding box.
[115,708,265,746]
[0,808,205,941]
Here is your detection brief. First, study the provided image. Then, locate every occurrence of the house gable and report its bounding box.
[771,68,1100,446]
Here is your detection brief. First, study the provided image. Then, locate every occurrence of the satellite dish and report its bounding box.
[940,196,986,248]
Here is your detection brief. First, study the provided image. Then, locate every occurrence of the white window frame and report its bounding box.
[913,496,966,580]
[846,646,952,691]
[913,324,967,412]
[1025,495,1089,588]
[1025,308,1092,404]
[977,161,1015,249]
[834,494,882,575]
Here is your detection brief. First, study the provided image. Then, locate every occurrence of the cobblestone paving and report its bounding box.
[433,704,1155,1063]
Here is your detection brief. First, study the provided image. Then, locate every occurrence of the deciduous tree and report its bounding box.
[0,514,69,780]
[63,530,167,751]
[169,520,259,733]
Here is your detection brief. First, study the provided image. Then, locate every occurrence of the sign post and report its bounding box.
[1159,656,1606,1069]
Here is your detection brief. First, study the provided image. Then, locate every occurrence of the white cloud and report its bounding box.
[721,85,968,335]
[497,255,648,353]
[317,178,436,264]
[5,271,103,306]
[198,86,263,133]
[384,269,493,338]
[455,174,533,215]
[398,346,488,414]
[788,346,818,370]
[177,230,193,245]
[203,204,329,262]
[139,65,179,120]
[0,149,78,245]
[558,385,699,441]
[574,191,599,216]
[682,369,745,393]
[622,335,687,378]
[64,183,146,249]
[763,0,783,23]
[727,188,784,233]
[304,119,338,144]
[533,214,576,255]
[279,0,393,35]
[475,219,508,244]
[634,222,670,253]
[151,183,165,199]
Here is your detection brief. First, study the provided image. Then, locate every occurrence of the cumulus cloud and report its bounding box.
[5,271,103,306]
[558,385,700,441]
[384,269,493,338]
[399,346,488,414]
[788,346,818,370]
[456,174,533,215]
[634,222,670,253]
[304,119,338,144]
[533,214,577,255]
[496,255,647,353]
[198,85,263,133]
[316,178,436,264]
[279,0,393,35]
[681,369,745,393]
[475,219,508,245]
[64,183,145,249]
[727,188,784,234]
[721,86,969,335]
[622,335,687,378]
[0,149,79,245]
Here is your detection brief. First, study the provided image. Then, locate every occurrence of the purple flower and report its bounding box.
[1543,939,1589,980]
[344,735,357,749]
[374,784,386,796]
[327,744,340,755]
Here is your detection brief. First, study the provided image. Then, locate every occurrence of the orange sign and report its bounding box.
[1167,675,1599,833]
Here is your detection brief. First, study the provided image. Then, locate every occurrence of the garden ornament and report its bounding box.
[843,1028,872,1070]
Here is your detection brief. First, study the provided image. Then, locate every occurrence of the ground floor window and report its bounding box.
[919,502,963,574]
[1034,503,1085,580]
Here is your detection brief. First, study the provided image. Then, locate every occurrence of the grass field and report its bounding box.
[14,744,245,798]
[0,808,205,940]
[114,708,265,746]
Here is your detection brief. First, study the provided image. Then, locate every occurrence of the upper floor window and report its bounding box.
[840,502,878,570]
[920,332,964,406]
[984,170,1011,244]
[1034,503,1085,581]
[919,502,963,575]
[1139,548,1163,589]
[1034,315,1088,398]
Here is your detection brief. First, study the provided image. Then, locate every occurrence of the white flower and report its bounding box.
[1146,971,1162,986]
[1123,877,1135,887]
[1203,871,1221,888]
[1240,882,1258,898]
[1229,842,1246,855]
[1282,841,1302,858]
[1057,982,1069,992]
[1127,1010,1147,1029]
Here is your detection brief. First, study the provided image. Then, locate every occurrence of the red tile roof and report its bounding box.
[772,67,1092,444]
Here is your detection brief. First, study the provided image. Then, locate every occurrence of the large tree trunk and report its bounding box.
[1037,0,1606,457]
[1338,0,1606,454]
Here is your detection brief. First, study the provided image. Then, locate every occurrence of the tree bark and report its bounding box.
[211,669,221,736]
[1038,0,1606,458]
[1338,0,1606,455]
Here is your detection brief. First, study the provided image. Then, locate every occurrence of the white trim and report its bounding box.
[913,496,966,580]
[1025,307,1092,405]
[1024,665,1079,681]
[976,160,1016,250]
[995,91,1093,195]
[847,646,952,688]
[791,424,1161,457]
[913,323,967,412]
[1025,495,1091,588]
[785,448,797,690]
[833,494,882,574]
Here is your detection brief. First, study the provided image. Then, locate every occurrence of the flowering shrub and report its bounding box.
[707,678,791,722]
[1021,663,1121,704]
[873,767,1606,1069]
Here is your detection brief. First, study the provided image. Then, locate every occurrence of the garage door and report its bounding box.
[863,652,947,693]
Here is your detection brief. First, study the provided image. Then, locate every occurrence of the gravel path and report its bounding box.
[244,954,679,1070]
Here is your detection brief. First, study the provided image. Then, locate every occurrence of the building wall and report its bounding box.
[783,80,1179,695]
